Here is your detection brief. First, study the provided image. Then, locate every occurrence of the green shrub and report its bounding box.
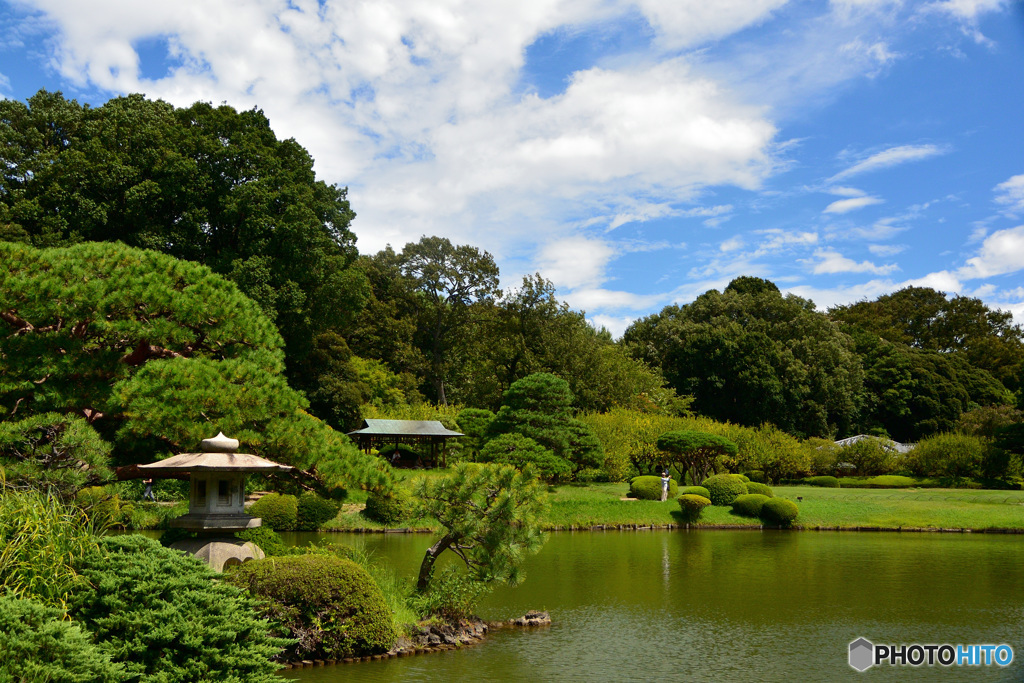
[227,553,397,661]
[700,474,748,505]
[0,594,123,682]
[840,475,919,488]
[236,526,290,556]
[760,498,799,526]
[736,473,750,482]
[363,487,410,525]
[75,486,133,529]
[629,475,678,500]
[297,493,341,531]
[801,475,840,487]
[408,565,491,621]
[677,494,712,523]
[249,493,299,530]
[479,433,573,482]
[71,535,285,682]
[745,481,773,497]
[910,433,988,483]
[731,493,770,517]
[680,485,711,499]
[744,470,766,483]
[573,467,607,483]
[840,437,897,475]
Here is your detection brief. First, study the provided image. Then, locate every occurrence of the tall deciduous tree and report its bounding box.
[413,462,546,592]
[398,236,499,404]
[624,277,863,438]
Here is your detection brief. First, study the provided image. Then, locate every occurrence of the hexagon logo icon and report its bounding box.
[849,637,874,671]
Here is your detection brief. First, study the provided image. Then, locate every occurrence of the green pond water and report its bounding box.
[277,530,1024,682]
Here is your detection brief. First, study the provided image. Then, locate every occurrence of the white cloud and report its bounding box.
[535,235,615,291]
[830,144,947,180]
[565,288,665,313]
[994,174,1024,216]
[958,225,1024,279]
[587,313,638,339]
[926,0,1007,20]
[753,229,819,255]
[636,0,789,49]
[868,243,906,256]
[828,186,868,197]
[824,195,884,213]
[803,248,899,275]
[720,236,745,252]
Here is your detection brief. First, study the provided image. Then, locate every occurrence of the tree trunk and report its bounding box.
[417,534,454,592]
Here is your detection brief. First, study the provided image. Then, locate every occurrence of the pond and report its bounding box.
[278,530,1024,682]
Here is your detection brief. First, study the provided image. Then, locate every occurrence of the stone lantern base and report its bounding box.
[170,537,265,572]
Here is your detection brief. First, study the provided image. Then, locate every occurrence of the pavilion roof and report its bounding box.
[347,419,463,439]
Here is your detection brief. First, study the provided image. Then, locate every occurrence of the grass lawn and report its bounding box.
[325,479,1024,532]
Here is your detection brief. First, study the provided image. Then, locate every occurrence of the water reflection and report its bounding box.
[279,530,1024,682]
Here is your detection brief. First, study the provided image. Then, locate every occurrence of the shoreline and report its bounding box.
[319,523,1024,534]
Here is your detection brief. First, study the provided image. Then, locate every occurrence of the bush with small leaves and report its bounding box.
[745,481,773,497]
[801,476,840,488]
[629,475,678,500]
[249,492,299,530]
[700,474,748,505]
[70,535,286,682]
[235,526,291,556]
[297,493,341,531]
[363,487,410,525]
[227,553,397,661]
[760,498,799,526]
[680,485,710,499]
[0,595,123,682]
[408,565,492,621]
[731,493,770,517]
[676,494,711,523]
[744,470,765,483]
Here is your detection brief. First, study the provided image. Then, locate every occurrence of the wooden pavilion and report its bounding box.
[347,419,463,468]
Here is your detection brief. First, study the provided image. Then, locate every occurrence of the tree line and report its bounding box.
[2,90,1022,472]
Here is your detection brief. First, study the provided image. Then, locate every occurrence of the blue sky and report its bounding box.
[2,0,1023,335]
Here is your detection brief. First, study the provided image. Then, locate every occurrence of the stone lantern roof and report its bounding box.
[138,432,294,474]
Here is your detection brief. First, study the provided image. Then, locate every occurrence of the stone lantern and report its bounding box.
[138,432,293,571]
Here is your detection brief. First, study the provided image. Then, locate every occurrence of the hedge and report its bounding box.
[677,494,712,523]
[760,498,799,526]
[745,481,773,497]
[629,475,678,500]
[297,493,341,531]
[227,554,397,661]
[799,476,840,488]
[700,474,748,505]
[249,493,299,530]
[680,486,710,499]
[731,493,771,517]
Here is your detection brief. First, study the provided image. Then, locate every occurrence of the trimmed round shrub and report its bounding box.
[0,595,123,682]
[629,475,678,500]
[802,475,840,488]
[297,493,341,531]
[249,492,298,530]
[71,535,285,681]
[760,498,799,526]
[227,553,397,661]
[731,493,770,517]
[736,473,750,483]
[235,526,289,556]
[745,481,774,497]
[677,494,711,523]
[680,485,710,499]
[700,474,748,505]
[744,470,766,483]
[363,487,410,525]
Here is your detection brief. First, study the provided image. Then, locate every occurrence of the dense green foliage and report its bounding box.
[799,476,841,487]
[760,498,799,526]
[479,432,572,482]
[408,565,492,621]
[745,481,773,497]
[228,553,397,661]
[700,474,749,506]
[625,278,863,437]
[249,493,299,530]
[413,462,546,591]
[363,488,410,526]
[676,494,712,523]
[907,433,989,483]
[71,535,285,681]
[656,430,738,485]
[629,475,678,500]
[235,526,290,557]
[296,492,341,531]
[731,493,771,517]
[680,485,711,498]
[0,594,123,682]
[838,437,897,476]
[0,413,111,498]
[456,407,496,457]
[486,373,604,475]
